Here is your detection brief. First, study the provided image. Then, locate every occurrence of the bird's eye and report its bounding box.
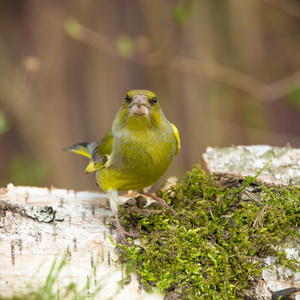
[153,97,157,103]
[125,94,130,101]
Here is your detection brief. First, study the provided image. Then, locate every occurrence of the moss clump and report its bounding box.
[117,165,300,299]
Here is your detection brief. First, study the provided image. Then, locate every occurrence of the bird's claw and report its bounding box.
[116,227,139,245]
[144,192,176,214]
[113,211,139,245]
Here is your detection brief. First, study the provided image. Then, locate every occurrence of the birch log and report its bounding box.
[1,145,300,299]
[201,145,300,186]
[0,184,162,299]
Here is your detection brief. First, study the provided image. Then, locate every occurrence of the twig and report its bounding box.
[244,191,262,205]
[262,0,300,20]
[30,0,300,103]
[252,205,267,228]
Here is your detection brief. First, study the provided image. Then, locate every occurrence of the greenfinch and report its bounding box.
[65,89,180,243]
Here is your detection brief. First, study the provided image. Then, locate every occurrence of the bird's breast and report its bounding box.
[97,127,177,191]
[113,128,175,165]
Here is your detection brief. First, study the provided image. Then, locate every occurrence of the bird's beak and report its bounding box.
[130,95,150,115]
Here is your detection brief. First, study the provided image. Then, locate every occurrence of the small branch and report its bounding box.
[262,0,300,20]
[30,0,300,103]
[252,205,267,228]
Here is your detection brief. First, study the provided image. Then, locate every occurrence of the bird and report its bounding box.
[64,89,180,244]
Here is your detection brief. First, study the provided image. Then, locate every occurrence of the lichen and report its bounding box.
[115,165,300,299]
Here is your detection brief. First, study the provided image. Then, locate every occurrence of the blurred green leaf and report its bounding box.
[117,35,134,57]
[9,156,48,186]
[286,86,300,109]
[0,110,9,136]
[171,1,193,24]
[64,18,83,40]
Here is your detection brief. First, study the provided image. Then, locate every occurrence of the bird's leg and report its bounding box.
[113,211,139,245]
[109,189,139,245]
[144,192,171,210]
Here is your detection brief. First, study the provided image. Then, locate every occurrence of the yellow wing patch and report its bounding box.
[171,123,181,155]
[85,161,97,173]
[85,154,112,174]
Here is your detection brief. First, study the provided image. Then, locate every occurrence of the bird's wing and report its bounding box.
[64,128,114,174]
[97,128,114,158]
[85,128,114,173]
[171,123,181,155]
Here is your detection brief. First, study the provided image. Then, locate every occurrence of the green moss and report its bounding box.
[116,165,300,299]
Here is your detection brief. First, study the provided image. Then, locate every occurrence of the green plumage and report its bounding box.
[65,89,180,211]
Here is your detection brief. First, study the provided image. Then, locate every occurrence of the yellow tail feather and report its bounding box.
[64,142,98,159]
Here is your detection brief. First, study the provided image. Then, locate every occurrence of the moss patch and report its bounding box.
[116,165,300,299]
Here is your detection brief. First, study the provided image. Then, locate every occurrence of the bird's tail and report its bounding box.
[63,142,98,159]
[64,142,103,174]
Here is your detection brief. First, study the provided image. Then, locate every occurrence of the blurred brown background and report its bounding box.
[1,0,300,191]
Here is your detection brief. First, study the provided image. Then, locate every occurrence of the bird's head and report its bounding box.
[115,90,165,130]
[124,90,159,116]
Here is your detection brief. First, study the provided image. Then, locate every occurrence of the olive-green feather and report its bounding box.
[65,89,180,192]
